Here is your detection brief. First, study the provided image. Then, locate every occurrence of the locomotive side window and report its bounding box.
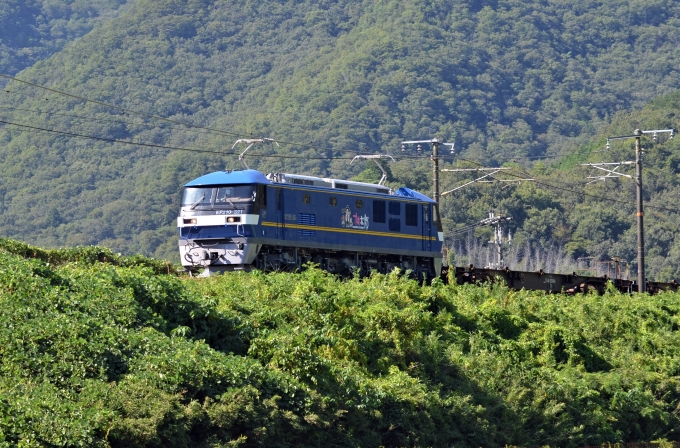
[389,218,401,232]
[303,194,310,204]
[330,197,337,206]
[356,200,363,209]
[389,202,401,215]
[183,187,213,209]
[256,185,267,206]
[373,200,386,223]
[405,203,418,226]
[433,205,442,231]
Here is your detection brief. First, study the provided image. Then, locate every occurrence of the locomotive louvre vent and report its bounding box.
[298,213,316,236]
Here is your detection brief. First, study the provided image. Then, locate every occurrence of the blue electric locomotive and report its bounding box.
[177,169,444,278]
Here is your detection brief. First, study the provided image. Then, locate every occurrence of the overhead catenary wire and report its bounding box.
[0,105,222,137]
[5,112,675,214]
[1,73,442,160]
[449,156,680,214]
[3,75,622,166]
[3,74,679,214]
[0,119,356,161]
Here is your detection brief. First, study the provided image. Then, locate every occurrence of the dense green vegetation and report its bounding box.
[1,239,679,446]
[1,0,680,279]
[0,0,132,79]
[442,92,680,280]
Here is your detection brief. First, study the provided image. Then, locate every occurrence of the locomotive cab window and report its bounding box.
[356,200,363,209]
[215,185,256,204]
[182,187,214,209]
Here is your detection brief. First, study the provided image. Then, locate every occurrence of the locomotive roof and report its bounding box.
[394,187,436,204]
[184,169,435,204]
[184,170,271,186]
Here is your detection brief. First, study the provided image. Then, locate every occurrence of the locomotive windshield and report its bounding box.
[215,185,255,204]
[182,185,256,208]
[182,188,213,209]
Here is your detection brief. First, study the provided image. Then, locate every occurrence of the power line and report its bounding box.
[454,157,680,214]
[0,105,215,136]
[0,119,355,161]
[1,74,427,159]
[4,74,604,165]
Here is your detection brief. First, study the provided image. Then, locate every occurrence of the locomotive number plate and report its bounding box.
[215,209,244,215]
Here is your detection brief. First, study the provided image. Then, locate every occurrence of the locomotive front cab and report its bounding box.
[178,170,270,275]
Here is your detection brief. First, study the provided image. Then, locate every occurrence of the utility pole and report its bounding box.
[401,138,454,203]
[583,128,674,293]
[433,139,439,203]
[478,211,512,269]
[634,129,645,293]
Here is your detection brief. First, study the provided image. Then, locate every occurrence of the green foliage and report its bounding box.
[1,0,680,267]
[1,239,679,446]
[0,0,131,79]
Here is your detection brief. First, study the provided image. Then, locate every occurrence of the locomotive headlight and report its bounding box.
[183,218,197,224]
[226,217,241,223]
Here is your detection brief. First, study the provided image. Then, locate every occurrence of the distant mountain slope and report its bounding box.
[0,0,134,82]
[0,0,679,263]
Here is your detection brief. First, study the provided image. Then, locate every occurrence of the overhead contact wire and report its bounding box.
[0,119,354,161]
[2,74,413,158]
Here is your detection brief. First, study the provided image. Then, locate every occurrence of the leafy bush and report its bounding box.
[0,240,679,446]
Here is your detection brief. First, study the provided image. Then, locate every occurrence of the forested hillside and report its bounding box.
[0,0,133,81]
[443,92,680,281]
[1,0,680,277]
[1,240,680,447]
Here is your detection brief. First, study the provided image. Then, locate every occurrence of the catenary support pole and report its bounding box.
[432,138,440,203]
[634,129,646,293]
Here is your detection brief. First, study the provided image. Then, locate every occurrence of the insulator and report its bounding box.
[653,132,658,142]
[450,143,455,155]
[606,139,610,150]
[417,144,422,155]
[671,130,675,140]
[401,144,406,153]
